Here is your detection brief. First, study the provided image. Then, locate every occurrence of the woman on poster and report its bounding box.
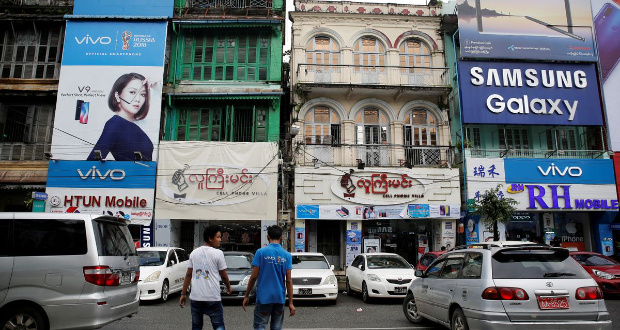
[87,73,159,161]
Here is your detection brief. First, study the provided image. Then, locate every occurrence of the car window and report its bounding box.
[426,259,446,278]
[176,249,189,262]
[351,255,362,268]
[292,255,330,269]
[14,219,87,256]
[0,220,11,256]
[440,257,464,279]
[492,249,591,279]
[461,253,483,279]
[572,254,618,266]
[168,250,178,266]
[225,255,252,269]
[366,255,411,269]
[420,255,436,267]
[139,250,167,266]
[95,219,136,257]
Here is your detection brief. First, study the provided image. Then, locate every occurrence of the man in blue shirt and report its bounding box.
[242,225,295,330]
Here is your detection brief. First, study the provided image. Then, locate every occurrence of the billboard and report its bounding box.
[458,61,603,125]
[155,141,278,220]
[73,0,173,18]
[457,0,596,61]
[466,158,618,211]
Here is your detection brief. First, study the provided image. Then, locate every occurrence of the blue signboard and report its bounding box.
[141,221,154,247]
[73,0,173,18]
[46,161,157,189]
[296,205,320,219]
[504,159,615,184]
[62,21,167,67]
[459,61,603,125]
[407,204,430,218]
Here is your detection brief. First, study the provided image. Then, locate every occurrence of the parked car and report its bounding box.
[138,247,189,301]
[221,251,256,301]
[290,252,338,303]
[0,213,140,330]
[403,241,612,330]
[571,251,620,296]
[416,251,446,271]
[346,253,416,303]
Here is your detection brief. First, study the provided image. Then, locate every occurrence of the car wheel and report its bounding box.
[361,282,371,303]
[345,278,353,296]
[0,305,48,330]
[161,280,170,302]
[451,307,469,330]
[403,293,424,323]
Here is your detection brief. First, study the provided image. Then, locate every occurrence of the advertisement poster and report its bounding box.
[295,227,306,252]
[296,203,460,220]
[417,233,428,259]
[346,227,362,266]
[466,217,480,243]
[363,238,380,253]
[456,0,596,62]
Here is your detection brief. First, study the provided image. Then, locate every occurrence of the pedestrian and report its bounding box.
[242,225,295,330]
[179,225,232,330]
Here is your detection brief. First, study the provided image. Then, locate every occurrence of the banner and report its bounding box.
[295,204,460,220]
[73,0,173,17]
[156,141,278,220]
[457,0,596,62]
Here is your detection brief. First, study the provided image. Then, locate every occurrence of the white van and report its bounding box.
[0,213,140,330]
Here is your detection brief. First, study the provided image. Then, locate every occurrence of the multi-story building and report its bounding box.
[289,0,461,269]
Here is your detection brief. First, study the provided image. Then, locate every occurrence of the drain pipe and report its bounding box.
[452,28,469,231]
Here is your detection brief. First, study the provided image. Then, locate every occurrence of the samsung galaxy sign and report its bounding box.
[459,61,603,125]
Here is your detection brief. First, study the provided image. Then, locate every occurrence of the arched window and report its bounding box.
[355,108,389,166]
[404,109,438,146]
[399,39,432,84]
[306,36,340,65]
[304,106,341,145]
[353,37,386,83]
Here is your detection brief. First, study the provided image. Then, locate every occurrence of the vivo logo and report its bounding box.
[78,166,125,180]
[537,163,582,177]
[74,35,112,45]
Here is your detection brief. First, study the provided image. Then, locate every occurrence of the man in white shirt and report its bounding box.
[180,225,232,330]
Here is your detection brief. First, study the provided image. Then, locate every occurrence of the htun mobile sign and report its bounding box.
[459,61,603,126]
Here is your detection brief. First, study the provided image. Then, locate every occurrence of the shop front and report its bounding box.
[154,141,279,253]
[466,158,618,255]
[295,166,461,269]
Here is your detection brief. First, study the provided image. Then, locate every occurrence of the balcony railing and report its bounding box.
[0,143,50,161]
[297,143,455,168]
[176,0,282,15]
[465,148,609,159]
[295,64,450,88]
[0,0,73,5]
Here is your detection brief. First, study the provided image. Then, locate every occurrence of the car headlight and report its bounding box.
[144,271,161,282]
[366,274,381,282]
[323,275,337,285]
[241,275,251,286]
[593,269,615,280]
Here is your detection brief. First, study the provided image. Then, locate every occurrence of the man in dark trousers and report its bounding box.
[242,225,295,330]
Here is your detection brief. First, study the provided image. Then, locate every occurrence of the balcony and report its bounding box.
[465,148,609,159]
[0,0,73,5]
[0,143,50,161]
[175,0,283,17]
[296,143,455,168]
[296,64,450,89]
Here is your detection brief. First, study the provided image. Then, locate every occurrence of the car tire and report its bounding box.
[161,280,170,302]
[451,307,469,330]
[361,281,371,303]
[0,305,48,330]
[403,293,424,323]
[345,278,353,296]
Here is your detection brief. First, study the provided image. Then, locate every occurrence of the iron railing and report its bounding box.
[295,64,450,88]
[0,143,50,161]
[465,148,609,159]
[178,0,280,10]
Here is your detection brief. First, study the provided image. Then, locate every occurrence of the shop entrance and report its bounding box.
[362,219,433,266]
[314,220,342,270]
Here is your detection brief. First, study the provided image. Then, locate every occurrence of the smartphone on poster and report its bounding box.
[75,100,84,120]
[594,3,620,82]
[79,102,89,124]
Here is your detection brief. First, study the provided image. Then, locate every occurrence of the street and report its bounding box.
[102,292,620,329]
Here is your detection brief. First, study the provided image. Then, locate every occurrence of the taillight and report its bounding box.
[83,266,120,286]
[576,286,603,300]
[133,270,140,283]
[482,287,529,300]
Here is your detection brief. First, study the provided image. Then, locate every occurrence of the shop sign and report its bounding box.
[610,223,620,230]
[295,204,460,220]
[504,159,614,184]
[332,170,426,205]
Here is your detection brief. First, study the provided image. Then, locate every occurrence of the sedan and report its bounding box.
[137,247,189,302]
[571,251,620,295]
[221,251,256,301]
[346,253,415,303]
[290,252,339,303]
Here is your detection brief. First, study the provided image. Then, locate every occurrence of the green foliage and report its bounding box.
[471,184,517,239]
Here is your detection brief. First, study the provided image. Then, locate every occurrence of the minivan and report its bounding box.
[0,213,140,330]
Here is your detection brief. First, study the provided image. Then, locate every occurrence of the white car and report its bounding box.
[346,253,416,303]
[137,247,189,301]
[291,252,339,303]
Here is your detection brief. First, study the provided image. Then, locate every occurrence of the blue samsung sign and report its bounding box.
[505,159,615,184]
[459,61,603,125]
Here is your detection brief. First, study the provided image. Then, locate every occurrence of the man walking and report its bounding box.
[242,225,295,330]
[180,225,232,330]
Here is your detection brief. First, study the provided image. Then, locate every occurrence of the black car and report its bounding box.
[221,251,256,302]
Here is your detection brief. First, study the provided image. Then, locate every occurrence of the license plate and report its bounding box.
[121,272,131,284]
[394,286,407,294]
[537,296,570,310]
[298,288,312,295]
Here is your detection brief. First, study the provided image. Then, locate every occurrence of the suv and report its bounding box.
[0,213,140,330]
[403,241,612,330]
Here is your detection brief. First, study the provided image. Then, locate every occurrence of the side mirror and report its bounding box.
[415,270,424,277]
[358,264,365,271]
[330,265,335,271]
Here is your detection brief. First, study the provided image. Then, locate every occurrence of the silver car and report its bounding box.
[403,241,612,330]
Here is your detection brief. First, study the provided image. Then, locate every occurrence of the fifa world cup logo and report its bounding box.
[121,31,132,50]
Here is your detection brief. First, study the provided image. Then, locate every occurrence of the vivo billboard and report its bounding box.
[459,61,603,125]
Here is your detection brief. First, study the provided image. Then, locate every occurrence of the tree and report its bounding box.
[472,184,517,241]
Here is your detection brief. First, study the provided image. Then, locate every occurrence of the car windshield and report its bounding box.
[292,255,329,269]
[225,255,252,269]
[572,254,619,266]
[492,249,591,279]
[138,251,167,266]
[367,255,411,269]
